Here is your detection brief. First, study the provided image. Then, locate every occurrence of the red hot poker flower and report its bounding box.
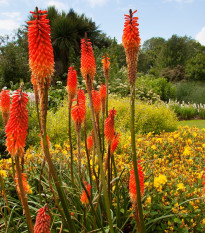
[122,9,140,51]
[15,173,32,195]
[0,89,10,125]
[67,66,77,99]
[99,84,106,114]
[27,9,54,83]
[122,9,140,86]
[81,38,96,83]
[71,90,86,126]
[5,89,28,157]
[92,90,101,115]
[104,109,117,143]
[87,135,93,151]
[81,182,91,206]
[129,163,144,205]
[102,54,110,79]
[34,205,50,233]
[110,133,120,155]
[99,84,106,100]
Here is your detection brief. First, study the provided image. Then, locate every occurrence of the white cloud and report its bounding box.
[0,19,20,31]
[45,0,69,12]
[0,0,9,5]
[196,27,205,46]
[85,0,108,8]
[1,12,21,20]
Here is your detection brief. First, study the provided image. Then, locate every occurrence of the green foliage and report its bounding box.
[109,97,178,135]
[168,100,205,120]
[135,76,176,102]
[0,34,30,89]
[186,52,205,81]
[48,81,67,111]
[175,81,205,104]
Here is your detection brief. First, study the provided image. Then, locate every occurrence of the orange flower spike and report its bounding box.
[122,10,140,50]
[15,173,32,195]
[102,54,110,78]
[110,133,120,155]
[27,9,54,83]
[104,109,117,143]
[67,66,77,99]
[81,182,91,206]
[0,89,10,125]
[92,90,101,115]
[71,90,86,125]
[99,84,106,100]
[34,205,50,233]
[5,89,28,157]
[87,135,93,151]
[122,9,140,86]
[81,38,96,83]
[129,163,144,205]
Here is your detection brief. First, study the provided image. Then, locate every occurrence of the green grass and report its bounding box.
[178,119,205,129]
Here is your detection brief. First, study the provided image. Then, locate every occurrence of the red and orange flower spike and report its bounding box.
[92,90,101,115]
[129,163,144,205]
[81,37,96,84]
[0,89,10,125]
[27,9,54,84]
[80,182,91,206]
[87,135,93,152]
[102,54,110,79]
[110,133,120,155]
[67,66,77,99]
[5,89,28,157]
[122,9,140,86]
[71,89,86,128]
[15,173,32,195]
[34,205,50,233]
[104,108,117,143]
[99,84,106,114]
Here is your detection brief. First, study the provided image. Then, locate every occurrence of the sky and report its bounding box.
[0,0,205,45]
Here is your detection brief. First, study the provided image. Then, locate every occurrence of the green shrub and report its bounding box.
[199,108,205,119]
[135,76,176,102]
[109,96,178,135]
[175,81,205,104]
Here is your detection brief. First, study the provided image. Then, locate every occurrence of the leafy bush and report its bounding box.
[109,97,178,135]
[135,76,176,102]
[175,81,205,104]
[168,100,205,120]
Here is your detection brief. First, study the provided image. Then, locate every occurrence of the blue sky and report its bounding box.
[0,0,205,45]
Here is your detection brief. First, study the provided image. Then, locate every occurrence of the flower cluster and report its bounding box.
[0,89,10,125]
[81,182,91,206]
[5,90,28,157]
[27,10,54,83]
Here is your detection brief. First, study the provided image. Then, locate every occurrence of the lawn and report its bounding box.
[178,120,205,129]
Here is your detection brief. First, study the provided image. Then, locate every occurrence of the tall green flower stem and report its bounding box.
[68,97,74,185]
[15,155,33,233]
[38,80,76,233]
[84,119,93,195]
[130,84,146,233]
[86,76,114,233]
[105,78,109,118]
[95,113,102,152]
[107,144,111,201]
[0,175,10,214]
[76,123,82,179]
